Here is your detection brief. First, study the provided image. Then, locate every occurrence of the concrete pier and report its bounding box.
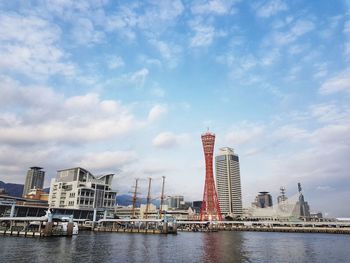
[95,218,177,234]
[0,215,75,238]
[177,220,350,235]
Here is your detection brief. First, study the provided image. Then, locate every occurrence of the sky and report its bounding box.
[0,0,350,217]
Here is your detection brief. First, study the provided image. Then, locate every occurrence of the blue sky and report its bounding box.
[0,0,350,217]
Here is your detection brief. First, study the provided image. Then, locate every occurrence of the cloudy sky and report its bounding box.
[0,0,349,217]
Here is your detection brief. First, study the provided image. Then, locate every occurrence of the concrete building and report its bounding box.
[253,192,273,208]
[140,203,158,219]
[48,167,117,210]
[23,167,45,197]
[24,188,49,201]
[115,204,158,219]
[192,201,202,214]
[114,204,196,220]
[166,195,184,210]
[215,147,243,217]
[114,205,141,219]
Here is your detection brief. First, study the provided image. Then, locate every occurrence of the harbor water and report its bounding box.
[1,231,350,263]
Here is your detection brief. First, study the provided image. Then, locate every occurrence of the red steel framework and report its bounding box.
[200,131,222,221]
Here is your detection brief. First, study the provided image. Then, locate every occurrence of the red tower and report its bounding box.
[200,131,222,221]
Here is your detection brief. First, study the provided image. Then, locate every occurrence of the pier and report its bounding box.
[0,213,76,237]
[94,218,177,234]
[176,220,350,234]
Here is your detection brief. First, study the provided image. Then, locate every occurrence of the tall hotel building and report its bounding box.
[215,147,243,217]
[22,167,45,197]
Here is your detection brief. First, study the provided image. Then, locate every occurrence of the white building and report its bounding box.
[114,204,195,220]
[215,147,243,217]
[114,205,141,219]
[166,195,184,209]
[49,167,117,210]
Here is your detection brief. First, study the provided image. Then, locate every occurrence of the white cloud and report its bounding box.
[344,20,350,59]
[130,68,149,86]
[343,20,350,34]
[77,150,138,171]
[108,56,125,69]
[288,44,308,55]
[0,76,144,145]
[142,165,169,175]
[149,39,182,68]
[148,104,168,122]
[137,0,184,31]
[191,0,237,15]
[71,17,104,45]
[190,23,215,47]
[274,125,309,141]
[310,103,349,124]
[313,63,328,79]
[269,19,315,46]
[225,123,265,146]
[0,13,75,78]
[151,85,166,98]
[320,70,350,94]
[344,42,350,59]
[152,132,189,149]
[253,0,288,18]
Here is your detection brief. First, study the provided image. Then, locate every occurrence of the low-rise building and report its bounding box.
[114,205,141,219]
[140,203,158,219]
[24,188,49,201]
[164,207,196,221]
[49,167,117,210]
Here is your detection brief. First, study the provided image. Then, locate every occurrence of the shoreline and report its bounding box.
[178,226,350,234]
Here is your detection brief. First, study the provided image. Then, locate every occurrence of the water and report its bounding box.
[1,231,350,263]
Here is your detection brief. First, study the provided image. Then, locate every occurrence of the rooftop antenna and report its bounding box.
[298,182,302,193]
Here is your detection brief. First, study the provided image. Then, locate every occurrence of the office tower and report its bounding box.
[253,192,273,208]
[200,131,222,221]
[215,147,243,217]
[167,195,184,209]
[22,167,45,197]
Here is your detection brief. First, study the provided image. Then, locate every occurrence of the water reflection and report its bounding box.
[201,232,249,263]
[1,231,350,263]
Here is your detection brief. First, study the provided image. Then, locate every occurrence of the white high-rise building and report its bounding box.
[215,147,243,217]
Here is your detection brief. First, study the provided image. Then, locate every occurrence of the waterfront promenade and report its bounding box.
[2,215,350,237]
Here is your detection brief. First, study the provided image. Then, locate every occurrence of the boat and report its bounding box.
[52,216,79,235]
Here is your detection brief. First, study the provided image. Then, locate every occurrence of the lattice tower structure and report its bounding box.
[200,132,223,221]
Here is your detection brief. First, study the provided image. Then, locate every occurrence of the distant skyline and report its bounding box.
[0,0,349,217]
